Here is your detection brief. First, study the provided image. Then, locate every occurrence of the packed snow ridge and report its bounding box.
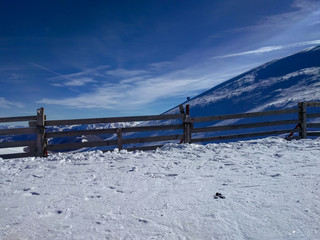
[1,137,319,239]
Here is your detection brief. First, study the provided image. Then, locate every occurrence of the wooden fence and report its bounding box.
[1,102,320,159]
[0,108,44,159]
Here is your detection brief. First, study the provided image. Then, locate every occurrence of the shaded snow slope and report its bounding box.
[167,45,320,116]
[1,137,319,239]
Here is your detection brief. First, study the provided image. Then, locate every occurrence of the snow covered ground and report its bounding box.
[1,137,319,240]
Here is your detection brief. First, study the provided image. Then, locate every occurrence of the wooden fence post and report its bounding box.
[117,128,123,150]
[298,102,307,139]
[183,105,192,143]
[36,107,46,157]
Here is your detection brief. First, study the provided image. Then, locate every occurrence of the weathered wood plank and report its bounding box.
[122,134,183,145]
[36,108,46,157]
[0,140,36,148]
[45,124,183,138]
[41,114,184,126]
[121,124,184,133]
[117,128,123,150]
[307,131,320,136]
[0,152,36,159]
[45,128,118,138]
[298,102,307,139]
[0,116,37,123]
[306,113,320,118]
[305,102,320,107]
[0,127,37,135]
[307,123,320,128]
[126,145,164,152]
[191,129,297,143]
[192,108,298,123]
[192,119,297,133]
[46,140,118,151]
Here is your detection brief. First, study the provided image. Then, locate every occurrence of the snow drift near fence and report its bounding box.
[1,137,320,239]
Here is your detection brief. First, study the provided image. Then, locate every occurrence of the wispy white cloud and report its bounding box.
[0,97,23,108]
[31,63,108,87]
[49,65,110,80]
[37,65,230,110]
[60,77,96,87]
[292,0,320,12]
[9,73,24,80]
[30,62,73,81]
[50,77,97,87]
[213,40,320,59]
[106,68,148,78]
[229,0,320,35]
[148,61,172,71]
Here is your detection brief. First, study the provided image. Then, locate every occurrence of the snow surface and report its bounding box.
[1,137,319,240]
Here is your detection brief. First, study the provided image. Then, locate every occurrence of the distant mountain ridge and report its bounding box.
[166,45,320,117]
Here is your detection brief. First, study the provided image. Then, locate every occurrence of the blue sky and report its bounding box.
[1,0,320,119]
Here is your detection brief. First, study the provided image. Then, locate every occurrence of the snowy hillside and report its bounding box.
[1,137,319,239]
[167,45,320,116]
[120,46,320,147]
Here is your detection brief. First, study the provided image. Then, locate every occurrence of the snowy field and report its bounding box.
[1,137,319,240]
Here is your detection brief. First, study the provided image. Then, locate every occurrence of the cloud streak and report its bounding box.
[228,0,320,34]
[213,40,320,59]
[31,63,109,87]
[30,62,74,81]
[37,66,229,110]
[0,97,23,108]
[106,68,148,78]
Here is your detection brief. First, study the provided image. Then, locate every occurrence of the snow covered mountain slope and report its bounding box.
[124,45,320,146]
[84,45,320,148]
[166,45,320,116]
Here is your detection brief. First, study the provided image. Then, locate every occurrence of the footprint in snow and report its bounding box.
[31,192,40,196]
[270,173,281,178]
[165,173,178,177]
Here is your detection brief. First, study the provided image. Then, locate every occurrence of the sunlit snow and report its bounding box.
[1,137,319,239]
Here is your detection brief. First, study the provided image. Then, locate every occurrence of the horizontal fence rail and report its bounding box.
[0,116,37,123]
[191,108,299,123]
[29,114,184,127]
[1,102,320,159]
[0,114,40,159]
[305,102,320,107]
[191,129,299,143]
[191,119,297,133]
[45,124,184,138]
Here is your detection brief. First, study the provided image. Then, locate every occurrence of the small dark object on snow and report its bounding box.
[214,192,225,199]
[138,219,148,224]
